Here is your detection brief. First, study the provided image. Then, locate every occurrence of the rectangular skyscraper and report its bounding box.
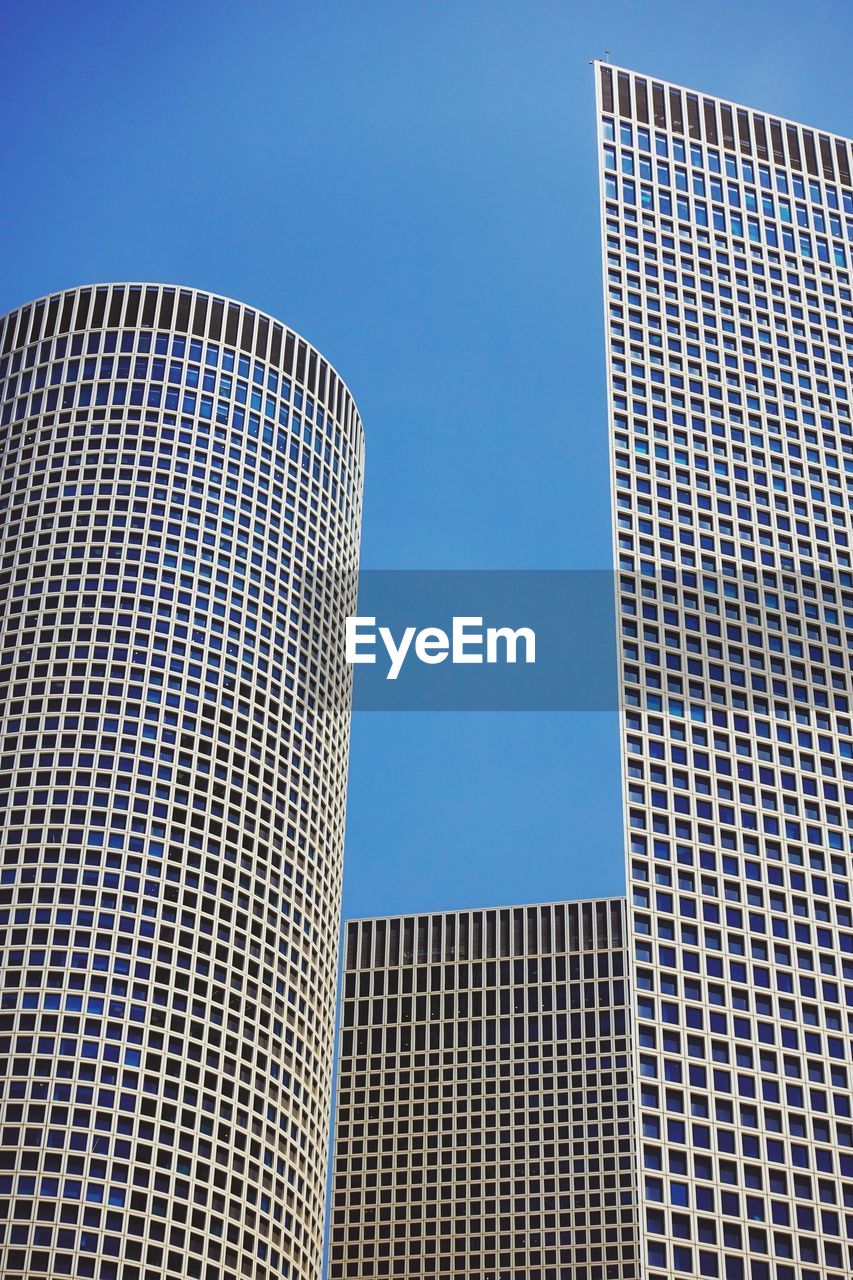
[596,64,853,1280]
[329,899,637,1279]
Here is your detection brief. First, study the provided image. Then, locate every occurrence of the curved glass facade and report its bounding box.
[0,284,364,1280]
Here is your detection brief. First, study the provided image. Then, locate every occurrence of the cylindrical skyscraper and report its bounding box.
[0,285,364,1280]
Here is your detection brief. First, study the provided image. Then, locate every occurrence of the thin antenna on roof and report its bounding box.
[604,50,611,63]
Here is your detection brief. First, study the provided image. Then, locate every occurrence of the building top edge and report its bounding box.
[592,59,853,153]
[344,894,627,928]
[0,281,362,421]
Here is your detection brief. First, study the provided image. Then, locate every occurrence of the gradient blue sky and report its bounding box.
[3,0,852,919]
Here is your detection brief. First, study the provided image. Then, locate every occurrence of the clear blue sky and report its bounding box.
[3,0,852,919]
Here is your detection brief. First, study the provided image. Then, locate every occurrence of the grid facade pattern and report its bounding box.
[330,898,638,1280]
[0,285,364,1280]
[596,65,853,1280]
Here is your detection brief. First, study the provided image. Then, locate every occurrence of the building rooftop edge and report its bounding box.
[344,893,627,928]
[0,280,362,416]
[592,59,853,152]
